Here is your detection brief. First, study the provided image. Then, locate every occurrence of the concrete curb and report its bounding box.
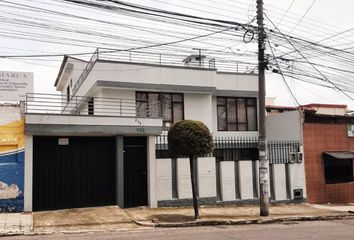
[134,213,354,228]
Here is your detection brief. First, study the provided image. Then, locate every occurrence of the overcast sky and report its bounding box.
[0,0,353,109]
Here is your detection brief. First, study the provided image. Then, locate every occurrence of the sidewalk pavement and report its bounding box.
[32,206,149,234]
[0,203,353,236]
[0,212,32,236]
[124,203,354,227]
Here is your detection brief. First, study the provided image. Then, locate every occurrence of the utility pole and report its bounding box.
[257,0,270,216]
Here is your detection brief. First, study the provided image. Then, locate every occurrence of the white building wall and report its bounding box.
[272,164,287,200]
[184,93,213,130]
[75,62,217,97]
[197,157,216,198]
[266,110,306,200]
[147,136,158,208]
[177,158,192,199]
[156,158,173,201]
[216,73,258,92]
[239,161,254,199]
[219,161,236,201]
[289,163,307,199]
[266,110,302,142]
[24,135,33,212]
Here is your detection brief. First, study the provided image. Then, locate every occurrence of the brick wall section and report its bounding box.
[303,123,354,203]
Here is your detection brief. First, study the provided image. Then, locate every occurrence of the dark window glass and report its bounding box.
[173,103,183,123]
[217,97,227,131]
[217,97,257,131]
[247,98,257,131]
[148,93,160,118]
[227,98,237,131]
[136,92,184,128]
[324,156,353,184]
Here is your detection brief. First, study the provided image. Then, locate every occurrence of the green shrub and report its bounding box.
[168,120,213,157]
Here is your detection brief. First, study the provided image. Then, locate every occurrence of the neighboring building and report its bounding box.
[266,103,354,204]
[23,49,305,212]
[301,103,348,116]
[303,112,354,203]
[266,105,298,116]
[0,104,25,212]
[266,102,349,116]
[266,110,307,202]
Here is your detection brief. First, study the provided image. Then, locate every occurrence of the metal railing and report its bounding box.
[25,93,161,118]
[72,48,98,96]
[155,135,301,164]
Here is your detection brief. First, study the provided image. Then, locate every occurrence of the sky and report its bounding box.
[0,0,353,109]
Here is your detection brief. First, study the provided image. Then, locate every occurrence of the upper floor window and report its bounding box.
[217,97,257,131]
[136,92,184,129]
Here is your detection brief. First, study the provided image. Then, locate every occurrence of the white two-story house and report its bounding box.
[23,49,305,212]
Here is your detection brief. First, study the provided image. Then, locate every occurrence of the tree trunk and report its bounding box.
[189,156,199,219]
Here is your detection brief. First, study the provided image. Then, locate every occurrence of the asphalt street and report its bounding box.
[3,219,354,240]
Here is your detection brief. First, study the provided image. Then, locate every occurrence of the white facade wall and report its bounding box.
[216,73,258,92]
[238,161,255,199]
[57,58,87,93]
[272,164,287,200]
[24,135,33,212]
[266,110,306,201]
[266,110,302,141]
[156,158,173,201]
[184,93,213,130]
[197,157,216,198]
[219,161,236,201]
[176,158,192,199]
[289,163,307,199]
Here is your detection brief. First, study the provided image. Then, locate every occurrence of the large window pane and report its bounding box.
[247,98,257,131]
[148,93,160,117]
[136,92,184,128]
[162,94,172,122]
[217,105,227,131]
[217,97,257,131]
[227,98,237,131]
[237,98,247,131]
[173,103,183,122]
[136,101,147,117]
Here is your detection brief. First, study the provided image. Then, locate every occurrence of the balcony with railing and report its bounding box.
[70,48,258,97]
[25,93,163,136]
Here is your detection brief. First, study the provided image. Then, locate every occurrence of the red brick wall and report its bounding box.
[303,123,354,203]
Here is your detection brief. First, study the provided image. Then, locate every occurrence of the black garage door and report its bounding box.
[33,136,116,211]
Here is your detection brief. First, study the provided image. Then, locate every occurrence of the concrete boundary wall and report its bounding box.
[156,158,173,201]
[272,164,288,201]
[197,157,216,198]
[154,157,305,205]
[219,161,236,201]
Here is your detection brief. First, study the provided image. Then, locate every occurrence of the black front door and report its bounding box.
[124,137,148,208]
[33,136,116,211]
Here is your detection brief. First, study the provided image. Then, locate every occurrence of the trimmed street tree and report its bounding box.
[168,120,213,219]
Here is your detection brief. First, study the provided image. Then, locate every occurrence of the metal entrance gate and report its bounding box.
[33,136,116,211]
[123,137,147,208]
